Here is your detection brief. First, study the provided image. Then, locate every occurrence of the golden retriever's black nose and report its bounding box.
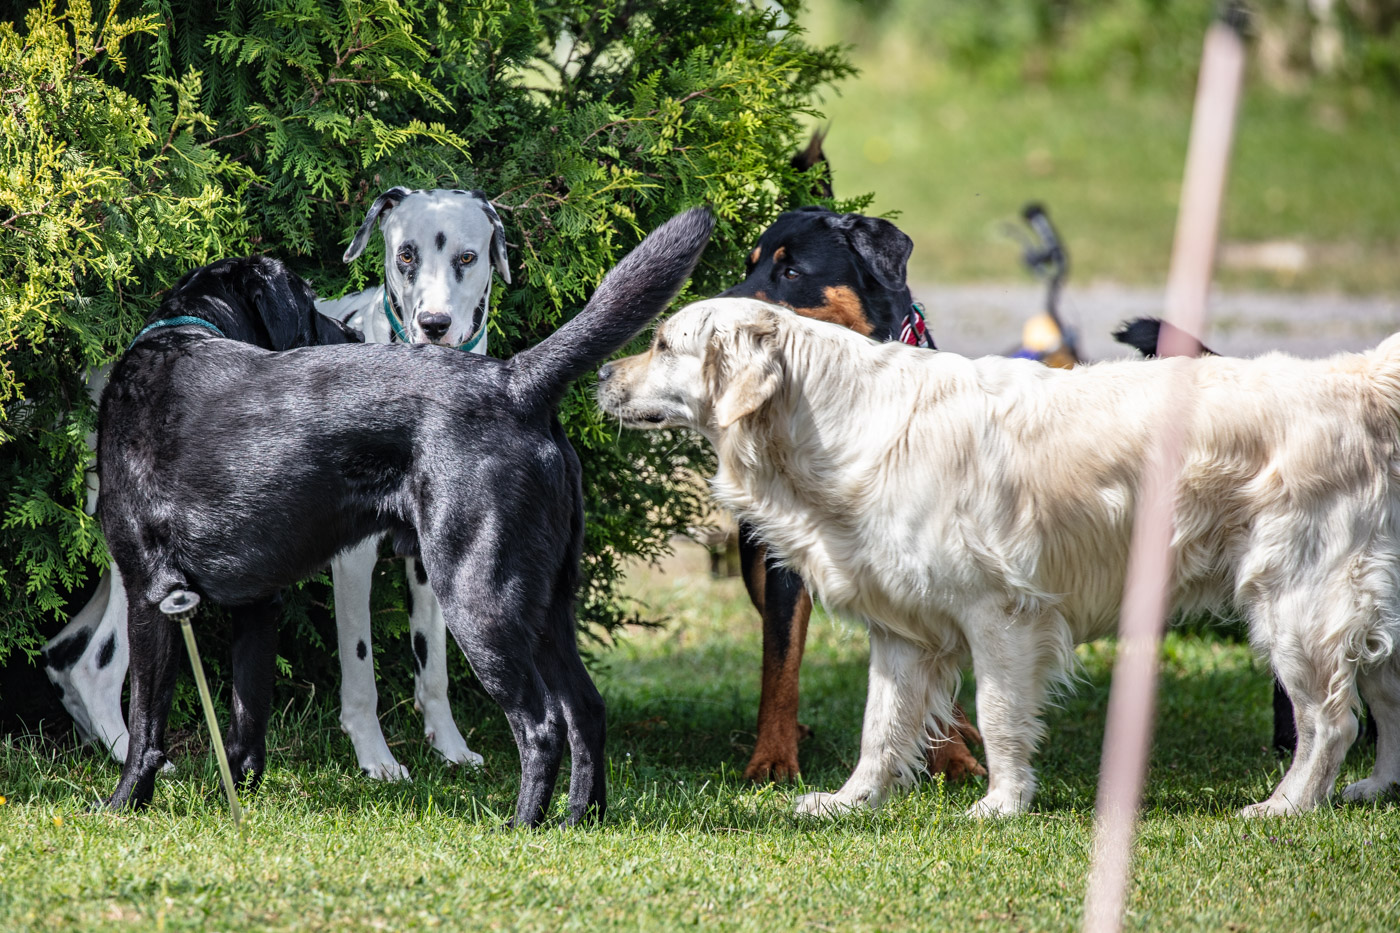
[419,312,451,340]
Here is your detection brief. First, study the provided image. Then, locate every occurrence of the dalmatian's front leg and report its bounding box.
[407,558,483,767]
[332,537,410,781]
[43,568,136,764]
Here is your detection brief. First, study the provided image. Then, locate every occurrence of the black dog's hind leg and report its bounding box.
[104,600,180,810]
[446,603,567,828]
[538,598,607,825]
[225,600,280,792]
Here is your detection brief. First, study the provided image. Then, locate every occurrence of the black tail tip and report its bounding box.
[1112,316,1164,358]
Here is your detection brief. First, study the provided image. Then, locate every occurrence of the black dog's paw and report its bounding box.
[91,790,147,813]
[225,744,266,795]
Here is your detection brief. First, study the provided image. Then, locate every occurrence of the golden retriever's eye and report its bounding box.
[782,267,800,280]
[460,251,477,265]
[397,247,415,265]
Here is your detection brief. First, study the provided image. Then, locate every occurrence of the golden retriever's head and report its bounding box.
[596,297,788,438]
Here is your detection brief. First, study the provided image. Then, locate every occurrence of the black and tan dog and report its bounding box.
[97,210,714,826]
[718,206,985,782]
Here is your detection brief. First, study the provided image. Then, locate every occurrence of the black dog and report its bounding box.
[98,209,714,826]
[716,207,985,784]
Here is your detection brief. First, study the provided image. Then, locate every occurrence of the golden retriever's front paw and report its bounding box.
[966,790,1029,818]
[795,791,856,818]
[1342,777,1399,803]
[1238,798,1301,818]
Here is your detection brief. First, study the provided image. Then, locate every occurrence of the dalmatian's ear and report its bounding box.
[831,213,913,293]
[474,193,512,285]
[343,186,413,263]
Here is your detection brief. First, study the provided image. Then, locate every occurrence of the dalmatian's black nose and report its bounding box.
[418,313,451,341]
[597,363,614,383]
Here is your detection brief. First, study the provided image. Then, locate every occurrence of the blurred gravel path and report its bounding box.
[915,281,1400,361]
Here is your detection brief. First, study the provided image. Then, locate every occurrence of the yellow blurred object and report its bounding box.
[1021,312,1061,352]
[1021,312,1077,369]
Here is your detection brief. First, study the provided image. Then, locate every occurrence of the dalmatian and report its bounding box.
[42,187,511,781]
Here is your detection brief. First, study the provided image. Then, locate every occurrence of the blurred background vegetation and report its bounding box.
[804,0,1400,292]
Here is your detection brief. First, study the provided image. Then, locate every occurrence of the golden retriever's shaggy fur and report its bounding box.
[598,297,1400,817]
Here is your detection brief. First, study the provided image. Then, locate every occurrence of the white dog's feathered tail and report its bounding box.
[1366,333,1400,418]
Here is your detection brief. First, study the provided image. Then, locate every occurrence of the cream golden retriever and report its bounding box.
[597,296,1400,818]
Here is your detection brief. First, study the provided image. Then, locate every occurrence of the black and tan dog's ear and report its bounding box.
[343,186,413,262]
[833,214,913,293]
[708,310,784,429]
[473,191,512,284]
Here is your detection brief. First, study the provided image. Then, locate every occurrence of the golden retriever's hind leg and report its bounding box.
[795,627,933,817]
[963,604,1069,818]
[1344,655,1400,803]
[1244,608,1361,816]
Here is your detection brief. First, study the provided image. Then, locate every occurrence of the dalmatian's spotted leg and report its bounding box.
[407,559,483,768]
[331,538,410,781]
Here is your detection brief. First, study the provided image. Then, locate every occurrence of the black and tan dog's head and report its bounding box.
[597,297,793,439]
[720,207,915,343]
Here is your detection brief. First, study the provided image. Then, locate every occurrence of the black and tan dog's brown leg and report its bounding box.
[739,523,812,781]
[739,522,985,782]
[928,707,987,781]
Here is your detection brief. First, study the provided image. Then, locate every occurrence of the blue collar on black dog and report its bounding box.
[127,316,227,352]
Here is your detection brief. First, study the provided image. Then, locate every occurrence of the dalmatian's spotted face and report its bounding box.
[344,188,511,348]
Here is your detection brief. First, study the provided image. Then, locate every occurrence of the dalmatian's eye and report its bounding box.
[654,334,668,354]
[460,251,477,266]
[397,247,415,265]
[782,267,800,280]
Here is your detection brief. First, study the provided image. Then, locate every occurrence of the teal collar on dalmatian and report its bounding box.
[382,288,487,352]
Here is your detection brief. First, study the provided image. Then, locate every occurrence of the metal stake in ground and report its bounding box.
[161,590,243,828]
[1081,6,1248,933]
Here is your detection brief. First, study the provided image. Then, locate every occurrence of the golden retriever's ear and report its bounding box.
[709,313,784,429]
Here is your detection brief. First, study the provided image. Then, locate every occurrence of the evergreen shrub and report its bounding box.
[0,0,853,707]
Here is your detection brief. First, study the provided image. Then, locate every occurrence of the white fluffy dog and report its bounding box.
[597,296,1400,818]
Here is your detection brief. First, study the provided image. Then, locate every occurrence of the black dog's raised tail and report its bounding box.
[1113,316,1218,358]
[508,207,715,407]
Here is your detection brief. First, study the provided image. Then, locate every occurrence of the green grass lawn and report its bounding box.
[801,14,1400,294]
[3,544,1398,931]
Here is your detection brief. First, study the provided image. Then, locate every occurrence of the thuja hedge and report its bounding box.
[0,0,856,696]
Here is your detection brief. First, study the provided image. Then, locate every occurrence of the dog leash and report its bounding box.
[161,590,243,829]
[126,316,226,352]
[381,289,487,352]
[899,302,936,350]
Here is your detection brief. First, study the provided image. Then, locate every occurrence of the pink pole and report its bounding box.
[1081,14,1246,933]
